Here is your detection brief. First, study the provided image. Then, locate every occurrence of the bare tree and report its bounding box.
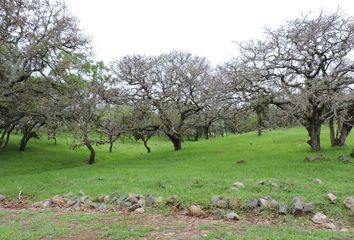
[112,51,211,151]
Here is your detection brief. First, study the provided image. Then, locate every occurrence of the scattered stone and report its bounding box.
[278,203,287,214]
[292,197,303,214]
[337,155,350,163]
[42,200,52,208]
[98,204,107,211]
[326,193,337,203]
[312,212,327,224]
[304,155,325,162]
[232,181,245,188]
[228,198,239,209]
[258,198,269,208]
[188,205,203,217]
[51,195,65,206]
[0,195,6,201]
[303,203,315,213]
[167,195,177,204]
[146,194,156,206]
[128,204,141,212]
[312,178,323,184]
[211,209,225,220]
[80,196,89,203]
[343,196,354,209]
[134,207,145,214]
[211,195,220,205]
[216,199,228,209]
[128,193,139,204]
[226,211,240,221]
[324,222,336,229]
[269,199,278,209]
[256,180,267,185]
[103,195,110,203]
[155,196,163,204]
[97,195,105,203]
[247,199,258,208]
[271,182,279,188]
[236,160,246,164]
[65,199,78,208]
[340,228,349,232]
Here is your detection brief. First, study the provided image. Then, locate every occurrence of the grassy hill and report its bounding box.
[0,127,353,239]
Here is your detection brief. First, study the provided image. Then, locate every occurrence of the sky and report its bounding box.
[64,0,354,65]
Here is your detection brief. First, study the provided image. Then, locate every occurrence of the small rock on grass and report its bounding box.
[269,200,278,209]
[247,199,258,208]
[312,212,327,224]
[188,205,203,217]
[324,222,336,229]
[42,200,52,208]
[326,193,337,203]
[303,203,315,213]
[343,196,354,209]
[292,197,303,214]
[278,203,287,214]
[312,178,323,184]
[232,181,245,188]
[258,198,268,208]
[134,207,145,214]
[0,195,6,201]
[226,212,240,221]
[167,195,177,204]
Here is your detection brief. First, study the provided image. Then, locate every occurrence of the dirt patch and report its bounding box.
[58,230,98,240]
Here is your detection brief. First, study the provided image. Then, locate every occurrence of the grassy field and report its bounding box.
[0,127,353,239]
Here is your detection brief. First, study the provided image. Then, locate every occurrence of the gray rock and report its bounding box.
[226,212,240,221]
[303,203,315,213]
[278,203,287,214]
[258,198,269,208]
[232,181,245,188]
[247,199,258,208]
[146,194,155,206]
[312,212,327,224]
[269,199,278,209]
[343,196,354,209]
[271,182,279,188]
[337,155,350,163]
[326,193,337,203]
[292,197,303,214]
[0,195,6,201]
[304,155,325,162]
[42,200,52,208]
[325,222,336,229]
[167,195,177,204]
[98,204,107,211]
[134,207,145,214]
[97,195,105,203]
[256,180,267,185]
[312,178,323,184]
[189,205,203,217]
[211,195,221,205]
[216,199,228,209]
[128,204,141,212]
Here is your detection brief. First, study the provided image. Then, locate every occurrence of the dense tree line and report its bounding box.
[1,1,353,164]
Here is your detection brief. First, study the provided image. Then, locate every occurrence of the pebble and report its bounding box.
[226,212,240,221]
[326,193,337,203]
[312,178,323,184]
[189,205,203,217]
[0,195,6,201]
[312,212,327,224]
[232,181,245,188]
[343,196,354,209]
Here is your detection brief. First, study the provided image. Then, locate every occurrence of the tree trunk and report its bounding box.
[351,148,354,158]
[257,111,263,136]
[329,116,336,146]
[306,122,321,151]
[204,126,209,140]
[338,123,352,146]
[167,134,182,151]
[19,135,30,151]
[142,138,151,153]
[85,140,95,164]
[109,135,113,153]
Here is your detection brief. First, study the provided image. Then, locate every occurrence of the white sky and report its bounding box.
[64,0,354,65]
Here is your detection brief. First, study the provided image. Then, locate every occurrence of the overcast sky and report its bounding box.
[64,0,354,65]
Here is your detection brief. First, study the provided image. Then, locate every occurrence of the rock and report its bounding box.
[167,195,177,204]
[271,182,279,188]
[97,195,105,203]
[326,193,337,203]
[31,202,43,208]
[228,198,238,209]
[74,206,81,211]
[216,199,228,209]
[269,200,278,209]
[134,207,145,214]
[42,200,52,208]
[343,196,354,209]
[103,195,110,203]
[51,195,65,206]
[65,199,78,208]
[226,212,240,221]
[304,155,325,162]
[303,203,315,213]
[256,180,267,185]
[247,199,258,208]
[211,195,221,205]
[98,204,107,211]
[337,155,350,163]
[120,201,132,208]
[146,194,155,206]
[128,193,139,204]
[278,203,287,214]
[292,197,303,214]
[236,160,246,164]
[80,196,89,203]
[211,209,225,220]
[312,212,327,224]
[312,178,323,184]
[340,228,349,232]
[324,222,336,229]
[258,198,268,208]
[0,195,6,201]
[189,205,203,217]
[128,204,141,212]
[155,196,163,204]
[232,181,245,188]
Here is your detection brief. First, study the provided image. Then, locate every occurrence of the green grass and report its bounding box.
[0,126,353,239]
